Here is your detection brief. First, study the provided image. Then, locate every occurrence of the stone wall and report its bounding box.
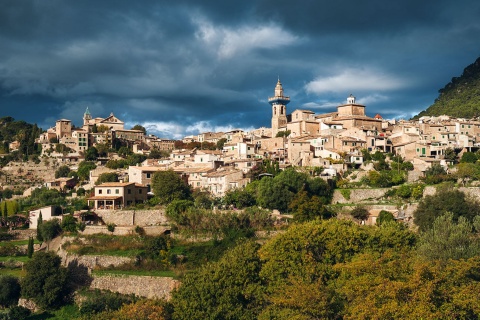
[96,209,168,226]
[80,225,169,236]
[62,252,133,270]
[7,229,36,240]
[90,275,180,300]
[332,188,387,204]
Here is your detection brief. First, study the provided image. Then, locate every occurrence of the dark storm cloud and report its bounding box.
[0,0,479,138]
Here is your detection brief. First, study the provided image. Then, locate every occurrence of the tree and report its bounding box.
[107,223,116,233]
[151,170,191,205]
[55,165,71,178]
[61,214,77,233]
[21,251,70,310]
[460,151,478,163]
[456,162,480,185]
[27,236,34,258]
[444,147,457,162]
[131,124,147,134]
[38,219,62,248]
[85,146,99,161]
[275,130,291,138]
[36,211,43,242]
[171,241,263,320]
[223,188,256,209]
[117,146,131,157]
[417,212,480,261]
[95,172,119,185]
[0,275,21,308]
[216,138,227,150]
[350,206,370,221]
[289,191,332,222]
[377,210,395,226]
[77,161,97,181]
[414,188,480,231]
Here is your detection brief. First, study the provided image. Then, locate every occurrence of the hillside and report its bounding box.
[415,56,480,119]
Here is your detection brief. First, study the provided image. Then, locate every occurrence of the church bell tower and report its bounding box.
[268,78,290,137]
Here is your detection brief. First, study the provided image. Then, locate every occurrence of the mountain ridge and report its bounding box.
[415,56,480,119]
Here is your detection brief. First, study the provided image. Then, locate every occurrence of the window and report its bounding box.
[146,173,151,178]
[128,189,131,194]
[107,189,111,194]
[115,189,119,194]
[139,189,142,194]
[99,189,102,194]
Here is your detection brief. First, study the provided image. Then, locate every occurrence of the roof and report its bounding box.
[87,196,123,201]
[96,182,135,187]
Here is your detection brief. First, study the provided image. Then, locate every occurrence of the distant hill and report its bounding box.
[415,56,480,119]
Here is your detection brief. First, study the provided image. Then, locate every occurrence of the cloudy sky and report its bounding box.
[1,0,479,139]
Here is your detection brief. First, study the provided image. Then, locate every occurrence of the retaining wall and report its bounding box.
[332,188,387,204]
[90,275,180,300]
[96,209,168,226]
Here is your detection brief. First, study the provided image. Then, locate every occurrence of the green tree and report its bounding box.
[0,275,21,308]
[77,161,97,180]
[95,172,119,185]
[350,206,370,221]
[417,212,480,261]
[456,162,480,185]
[376,210,395,226]
[38,219,62,248]
[27,236,34,258]
[36,211,43,242]
[171,241,263,320]
[55,165,71,178]
[444,147,457,162]
[117,146,131,157]
[414,188,480,231]
[223,188,256,209]
[151,170,191,205]
[216,138,227,150]
[165,199,195,224]
[107,223,116,233]
[460,151,478,163]
[131,124,147,134]
[61,214,77,233]
[85,146,99,161]
[289,191,332,222]
[21,251,70,310]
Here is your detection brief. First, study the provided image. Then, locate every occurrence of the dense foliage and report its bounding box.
[21,251,71,310]
[414,187,480,231]
[416,56,480,118]
[0,116,42,165]
[151,170,192,205]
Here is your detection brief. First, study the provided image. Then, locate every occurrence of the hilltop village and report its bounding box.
[24,79,479,198]
[2,80,480,319]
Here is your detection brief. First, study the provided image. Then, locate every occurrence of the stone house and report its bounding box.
[204,168,245,197]
[29,205,63,229]
[87,182,148,210]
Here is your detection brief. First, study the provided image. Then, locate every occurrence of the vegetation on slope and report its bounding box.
[416,56,480,118]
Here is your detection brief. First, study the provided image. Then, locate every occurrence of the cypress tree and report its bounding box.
[27,236,34,258]
[2,201,7,222]
[36,211,43,242]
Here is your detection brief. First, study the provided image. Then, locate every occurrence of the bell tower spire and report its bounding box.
[268,78,290,136]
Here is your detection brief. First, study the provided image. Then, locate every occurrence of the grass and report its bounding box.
[0,239,40,247]
[27,304,81,320]
[0,255,30,262]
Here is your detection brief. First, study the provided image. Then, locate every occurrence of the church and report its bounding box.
[268,79,382,138]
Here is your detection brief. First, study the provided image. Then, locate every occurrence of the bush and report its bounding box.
[0,275,21,307]
[21,251,70,309]
[80,290,137,315]
[350,206,370,221]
